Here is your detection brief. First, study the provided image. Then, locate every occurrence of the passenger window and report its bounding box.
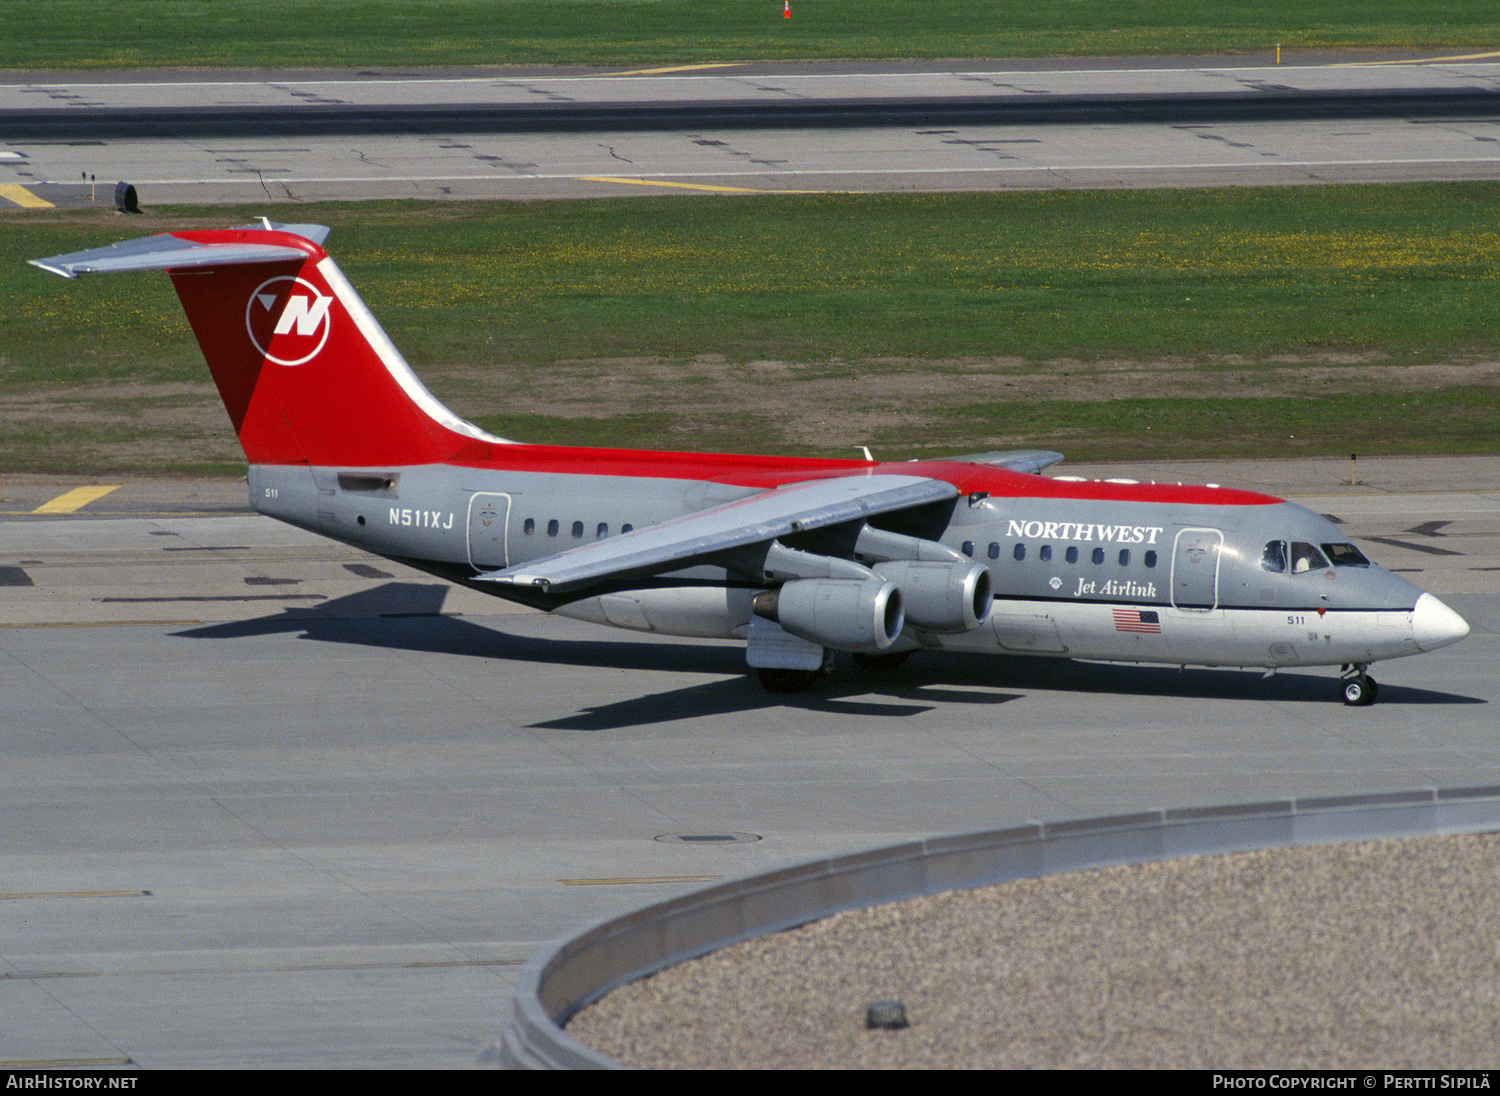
[523,518,535,535]
[1144,550,1157,568]
[1065,546,1079,564]
[988,543,1000,560]
[546,519,559,537]
[571,520,584,539]
[1013,543,1025,561]
[597,523,609,539]
[1039,545,1052,562]
[1118,549,1130,566]
[962,541,974,557]
[1261,540,1287,573]
[1290,542,1329,574]
[1091,547,1105,565]
[622,523,634,534]
[1323,542,1370,567]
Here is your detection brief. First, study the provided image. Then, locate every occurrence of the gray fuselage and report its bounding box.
[249,461,1455,672]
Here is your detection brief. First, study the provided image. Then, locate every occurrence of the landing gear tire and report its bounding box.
[756,649,834,693]
[852,650,913,672]
[1342,675,1378,706]
[758,667,821,693]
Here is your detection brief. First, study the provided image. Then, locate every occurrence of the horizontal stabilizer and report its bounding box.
[951,449,1066,474]
[29,222,330,278]
[478,474,959,591]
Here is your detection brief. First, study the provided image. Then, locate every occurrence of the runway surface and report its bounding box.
[2,459,1496,1067]
[3,56,1500,206]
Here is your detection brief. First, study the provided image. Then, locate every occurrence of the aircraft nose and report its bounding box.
[1412,592,1470,652]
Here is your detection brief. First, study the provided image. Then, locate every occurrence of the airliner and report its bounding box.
[31,221,1470,703]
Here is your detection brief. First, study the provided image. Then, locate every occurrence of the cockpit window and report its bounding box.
[1290,542,1329,574]
[1322,542,1371,567]
[1261,540,1287,574]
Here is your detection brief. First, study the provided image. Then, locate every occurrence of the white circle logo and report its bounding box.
[246,276,333,366]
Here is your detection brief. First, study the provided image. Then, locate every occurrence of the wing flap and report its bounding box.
[479,474,958,591]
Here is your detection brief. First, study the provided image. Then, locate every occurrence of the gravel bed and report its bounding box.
[568,833,1500,1069]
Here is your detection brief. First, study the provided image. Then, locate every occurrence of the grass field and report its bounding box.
[2,1,1498,70]
[3,184,1498,474]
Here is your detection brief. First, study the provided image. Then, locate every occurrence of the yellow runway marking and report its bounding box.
[560,875,722,886]
[578,176,826,194]
[610,63,742,76]
[30,485,121,514]
[0,184,53,209]
[1330,50,1500,66]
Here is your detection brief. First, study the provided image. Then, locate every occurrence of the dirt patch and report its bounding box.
[441,351,1500,449]
[5,352,1497,471]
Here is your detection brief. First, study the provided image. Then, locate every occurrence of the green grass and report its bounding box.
[2,184,1498,472]
[902,388,1500,462]
[2,0,1497,69]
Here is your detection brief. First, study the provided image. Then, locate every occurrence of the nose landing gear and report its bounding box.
[1341,663,1378,706]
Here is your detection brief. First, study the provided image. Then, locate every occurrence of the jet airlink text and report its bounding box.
[1073,577,1158,598]
[1007,519,1164,544]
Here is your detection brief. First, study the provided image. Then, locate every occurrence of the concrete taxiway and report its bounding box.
[1,459,1495,1067]
[3,56,1500,207]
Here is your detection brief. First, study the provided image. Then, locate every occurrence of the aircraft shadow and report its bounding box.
[174,582,1484,731]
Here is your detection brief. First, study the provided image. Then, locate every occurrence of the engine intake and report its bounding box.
[751,577,904,652]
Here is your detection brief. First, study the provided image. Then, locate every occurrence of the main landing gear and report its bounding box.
[756,648,913,691]
[852,650,913,673]
[756,648,837,693]
[757,667,821,693]
[1341,663,1378,706]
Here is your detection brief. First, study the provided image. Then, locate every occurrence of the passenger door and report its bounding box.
[1171,528,1222,611]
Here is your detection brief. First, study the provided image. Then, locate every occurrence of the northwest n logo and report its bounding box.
[246,276,334,366]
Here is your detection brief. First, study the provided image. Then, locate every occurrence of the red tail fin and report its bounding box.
[33,223,505,467]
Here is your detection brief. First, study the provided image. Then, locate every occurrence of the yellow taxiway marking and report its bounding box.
[610,63,743,76]
[0,184,53,209]
[578,176,772,194]
[1330,49,1500,66]
[29,484,121,514]
[578,176,830,195]
[560,875,722,886]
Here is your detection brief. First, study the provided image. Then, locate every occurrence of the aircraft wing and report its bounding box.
[478,473,958,591]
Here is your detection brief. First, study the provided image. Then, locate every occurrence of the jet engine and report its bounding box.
[751,576,904,652]
[872,559,992,633]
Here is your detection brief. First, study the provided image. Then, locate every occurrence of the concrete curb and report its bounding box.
[500,784,1500,1069]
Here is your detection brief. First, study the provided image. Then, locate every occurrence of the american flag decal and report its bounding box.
[1113,608,1161,633]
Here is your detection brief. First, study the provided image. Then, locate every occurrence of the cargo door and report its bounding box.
[466,492,512,571]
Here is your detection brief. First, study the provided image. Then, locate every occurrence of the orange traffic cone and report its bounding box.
[783,1,790,17]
